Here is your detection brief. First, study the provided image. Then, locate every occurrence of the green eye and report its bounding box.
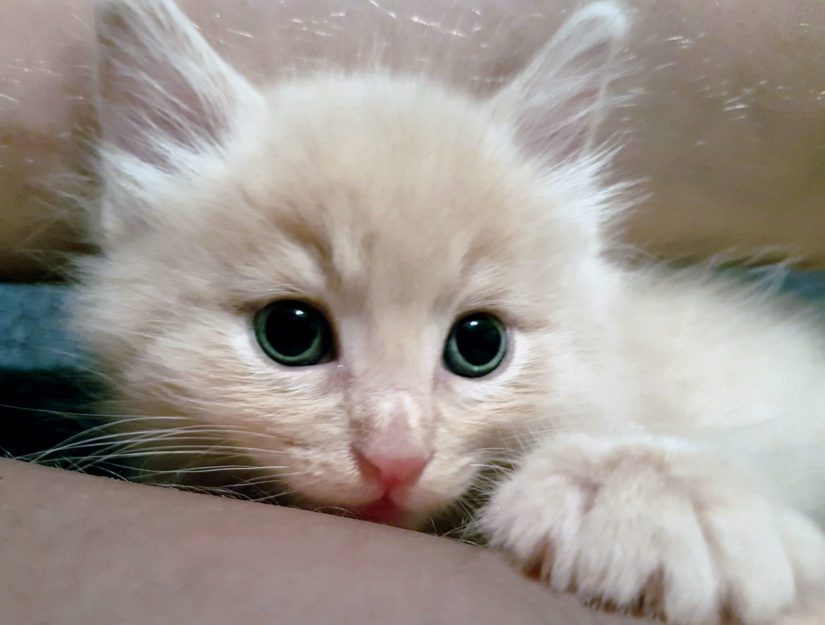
[254,300,334,366]
[444,313,507,378]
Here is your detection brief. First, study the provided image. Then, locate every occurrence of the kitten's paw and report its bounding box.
[480,434,825,625]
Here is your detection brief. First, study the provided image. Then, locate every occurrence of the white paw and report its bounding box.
[480,434,825,625]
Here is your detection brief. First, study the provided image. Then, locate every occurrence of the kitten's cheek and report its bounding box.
[403,490,461,520]
[282,474,382,509]
[403,464,479,515]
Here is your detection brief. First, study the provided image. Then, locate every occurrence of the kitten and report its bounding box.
[72,0,825,623]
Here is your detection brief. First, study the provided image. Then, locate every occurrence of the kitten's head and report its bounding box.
[75,0,628,526]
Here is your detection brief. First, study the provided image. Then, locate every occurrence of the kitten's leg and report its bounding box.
[479,433,825,625]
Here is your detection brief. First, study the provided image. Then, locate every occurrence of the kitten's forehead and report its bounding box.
[227,76,546,306]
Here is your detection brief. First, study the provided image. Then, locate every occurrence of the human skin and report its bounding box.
[1,0,825,279]
[3,461,825,625]
[0,458,640,625]
[3,461,822,625]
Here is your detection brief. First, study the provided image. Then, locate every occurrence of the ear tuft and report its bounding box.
[490,1,629,164]
[93,0,262,244]
[95,0,260,167]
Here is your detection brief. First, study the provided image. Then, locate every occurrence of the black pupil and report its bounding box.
[454,316,502,366]
[264,303,321,358]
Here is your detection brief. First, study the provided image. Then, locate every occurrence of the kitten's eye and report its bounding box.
[444,313,507,378]
[254,300,334,366]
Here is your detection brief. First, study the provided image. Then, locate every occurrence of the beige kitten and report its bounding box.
[73,0,825,623]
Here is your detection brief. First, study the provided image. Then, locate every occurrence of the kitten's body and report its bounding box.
[589,269,825,517]
[73,0,825,623]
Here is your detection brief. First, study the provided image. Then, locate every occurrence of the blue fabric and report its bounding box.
[0,283,91,463]
[768,270,825,302]
[0,283,84,372]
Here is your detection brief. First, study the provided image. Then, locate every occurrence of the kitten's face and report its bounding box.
[78,0,625,527]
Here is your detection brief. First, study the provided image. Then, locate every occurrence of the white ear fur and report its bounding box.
[490,2,629,164]
[94,0,262,242]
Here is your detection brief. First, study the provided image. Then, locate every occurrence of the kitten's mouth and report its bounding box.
[350,495,404,525]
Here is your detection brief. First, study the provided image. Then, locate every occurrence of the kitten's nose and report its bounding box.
[352,446,431,491]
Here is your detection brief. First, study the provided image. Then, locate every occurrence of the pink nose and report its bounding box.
[353,447,431,491]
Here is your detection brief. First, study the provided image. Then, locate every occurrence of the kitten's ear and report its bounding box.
[94,0,262,243]
[96,0,260,162]
[490,2,628,163]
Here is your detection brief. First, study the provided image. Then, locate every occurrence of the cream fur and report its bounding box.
[72,1,825,623]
